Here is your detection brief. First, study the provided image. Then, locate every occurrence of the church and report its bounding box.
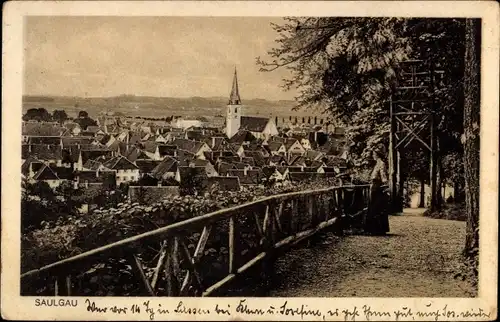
[225,69,278,140]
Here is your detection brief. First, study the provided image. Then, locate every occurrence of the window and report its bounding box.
[234,107,238,113]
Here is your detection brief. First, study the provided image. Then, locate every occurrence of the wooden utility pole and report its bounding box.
[389,60,442,213]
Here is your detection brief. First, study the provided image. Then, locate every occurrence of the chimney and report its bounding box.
[243,168,247,176]
[212,137,216,148]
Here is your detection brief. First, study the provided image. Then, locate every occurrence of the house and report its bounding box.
[306,150,325,161]
[102,156,140,186]
[29,145,63,166]
[228,143,245,157]
[28,136,62,146]
[288,171,324,183]
[242,151,267,167]
[83,159,105,171]
[217,161,235,176]
[228,129,257,144]
[171,138,212,159]
[61,136,95,149]
[151,157,178,181]
[284,138,306,156]
[172,118,205,129]
[204,136,228,150]
[135,160,162,178]
[21,157,45,179]
[179,159,218,177]
[204,176,241,192]
[81,147,113,165]
[74,170,116,189]
[225,69,278,139]
[61,146,83,170]
[268,154,287,167]
[30,164,73,189]
[175,166,208,184]
[124,146,152,162]
[261,166,286,182]
[22,122,66,140]
[267,141,286,156]
[227,168,264,186]
[239,116,279,140]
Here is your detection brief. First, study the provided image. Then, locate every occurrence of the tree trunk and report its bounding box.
[463,19,481,259]
[419,178,425,208]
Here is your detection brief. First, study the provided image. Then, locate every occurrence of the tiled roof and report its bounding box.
[240,116,269,133]
[103,156,138,170]
[32,164,59,180]
[227,169,263,185]
[261,166,278,179]
[177,166,208,183]
[136,160,162,174]
[204,176,240,192]
[61,136,95,148]
[21,157,43,176]
[22,123,65,137]
[240,157,255,166]
[288,171,324,182]
[53,166,74,180]
[30,144,63,161]
[83,159,104,170]
[242,151,266,167]
[229,130,256,143]
[81,149,113,165]
[151,157,178,179]
[171,139,207,154]
[28,136,61,145]
[268,141,284,152]
[158,145,177,157]
[217,162,235,176]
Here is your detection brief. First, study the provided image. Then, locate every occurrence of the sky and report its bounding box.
[24,16,297,101]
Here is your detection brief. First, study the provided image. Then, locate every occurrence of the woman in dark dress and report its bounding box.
[363,147,390,235]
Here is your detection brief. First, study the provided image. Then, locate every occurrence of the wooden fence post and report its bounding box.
[228,216,236,274]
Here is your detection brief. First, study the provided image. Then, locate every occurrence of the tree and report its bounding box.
[462,19,480,260]
[23,108,52,122]
[258,17,467,201]
[74,110,97,130]
[78,110,89,118]
[52,110,68,123]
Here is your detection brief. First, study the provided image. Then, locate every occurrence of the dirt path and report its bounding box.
[266,209,476,297]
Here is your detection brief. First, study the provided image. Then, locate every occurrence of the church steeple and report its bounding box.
[229,68,241,105]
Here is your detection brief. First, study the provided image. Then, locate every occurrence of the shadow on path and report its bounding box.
[225,208,476,297]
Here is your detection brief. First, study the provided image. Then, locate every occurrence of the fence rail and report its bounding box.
[21,184,371,297]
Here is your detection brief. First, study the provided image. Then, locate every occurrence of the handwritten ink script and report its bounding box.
[73,299,493,321]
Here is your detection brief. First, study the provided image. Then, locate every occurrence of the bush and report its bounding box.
[21,178,346,295]
[423,203,466,221]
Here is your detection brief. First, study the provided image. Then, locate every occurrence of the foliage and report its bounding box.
[52,110,68,123]
[75,110,97,130]
[257,17,467,184]
[21,178,343,274]
[423,202,467,221]
[23,108,53,122]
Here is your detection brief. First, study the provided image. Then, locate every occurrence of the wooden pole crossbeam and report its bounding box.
[395,116,432,151]
[394,114,431,150]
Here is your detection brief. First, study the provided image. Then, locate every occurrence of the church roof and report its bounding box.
[229,68,241,105]
[240,116,269,133]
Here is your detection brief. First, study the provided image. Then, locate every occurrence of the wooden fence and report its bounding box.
[21,184,370,297]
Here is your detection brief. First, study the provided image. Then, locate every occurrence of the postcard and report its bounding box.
[2,1,499,320]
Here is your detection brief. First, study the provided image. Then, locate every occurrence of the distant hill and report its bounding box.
[22,95,322,119]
